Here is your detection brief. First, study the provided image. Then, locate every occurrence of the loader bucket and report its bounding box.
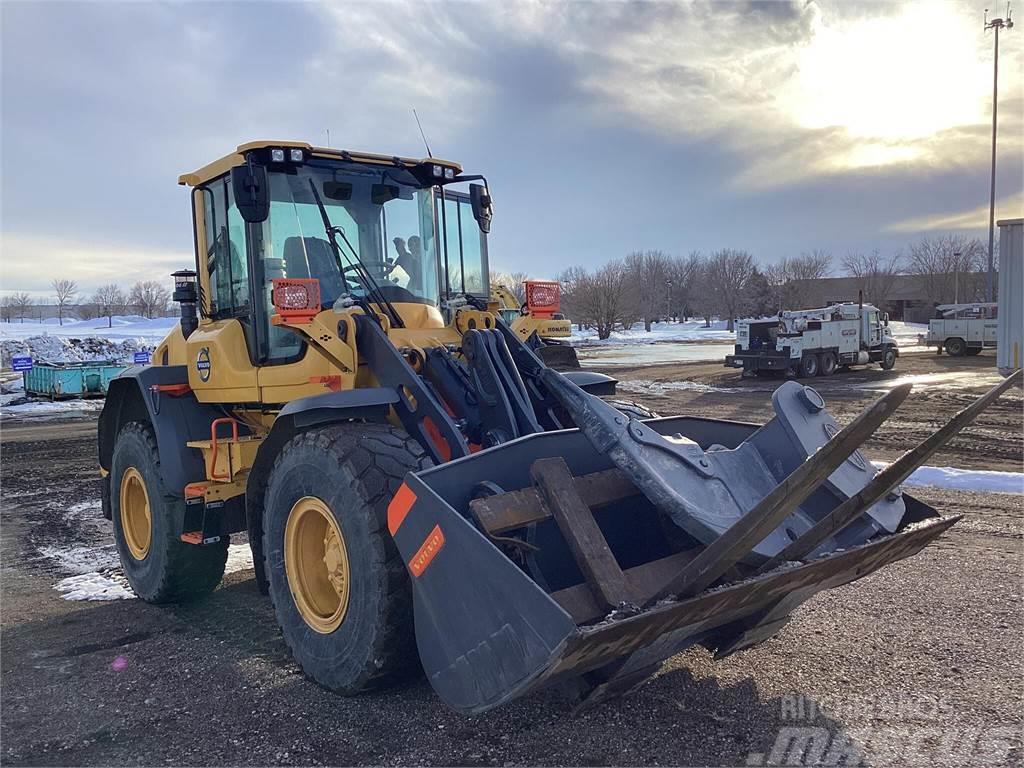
[387,373,1019,714]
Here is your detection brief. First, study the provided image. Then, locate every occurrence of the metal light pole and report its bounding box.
[984,4,1014,302]
[666,280,673,322]
[954,250,961,303]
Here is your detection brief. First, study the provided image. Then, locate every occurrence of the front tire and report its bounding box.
[111,422,227,602]
[945,337,966,357]
[880,347,897,370]
[263,424,431,694]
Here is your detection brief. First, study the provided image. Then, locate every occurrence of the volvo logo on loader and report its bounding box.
[196,347,211,382]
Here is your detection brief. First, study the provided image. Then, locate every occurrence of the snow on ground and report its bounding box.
[618,379,744,395]
[874,462,1023,495]
[0,315,175,367]
[2,399,106,419]
[574,319,930,367]
[42,540,255,602]
[55,573,135,601]
[570,320,735,347]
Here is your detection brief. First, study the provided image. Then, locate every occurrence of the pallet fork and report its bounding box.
[388,370,1020,713]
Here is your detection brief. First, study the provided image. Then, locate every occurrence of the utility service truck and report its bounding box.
[919,303,997,357]
[725,302,898,378]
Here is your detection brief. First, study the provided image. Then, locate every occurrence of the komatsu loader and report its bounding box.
[99,141,1020,714]
[491,280,580,369]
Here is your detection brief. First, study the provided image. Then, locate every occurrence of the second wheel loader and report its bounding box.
[491,280,580,369]
[98,140,1019,714]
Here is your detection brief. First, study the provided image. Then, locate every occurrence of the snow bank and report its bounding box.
[568,319,929,350]
[1,398,106,419]
[0,315,175,367]
[570,320,736,347]
[874,462,1024,495]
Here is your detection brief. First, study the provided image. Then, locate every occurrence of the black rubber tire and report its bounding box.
[605,399,660,419]
[820,351,837,376]
[881,347,898,370]
[800,353,820,378]
[263,423,431,694]
[945,337,966,357]
[965,347,982,356]
[111,421,227,603]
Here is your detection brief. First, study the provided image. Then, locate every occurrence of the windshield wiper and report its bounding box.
[307,180,405,329]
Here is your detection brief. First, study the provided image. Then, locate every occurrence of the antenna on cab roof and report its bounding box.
[412,109,433,158]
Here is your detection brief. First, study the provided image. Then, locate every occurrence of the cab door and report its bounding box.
[866,310,881,347]
[187,178,260,403]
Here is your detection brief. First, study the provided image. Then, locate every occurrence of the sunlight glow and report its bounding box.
[780,3,989,143]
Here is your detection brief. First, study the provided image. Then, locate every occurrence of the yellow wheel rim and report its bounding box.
[119,467,152,560]
[284,496,350,634]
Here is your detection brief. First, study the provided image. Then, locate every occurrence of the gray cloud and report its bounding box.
[1,0,1021,295]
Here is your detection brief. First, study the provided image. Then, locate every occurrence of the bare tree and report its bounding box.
[668,251,704,321]
[841,249,903,306]
[77,302,101,321]
[11,292,33,323]
[557,265,588,331]
[92,284,127,328]
[0,296,14,323]
[703,249,756,331]
[128,280,171,319]
[569,260,637,340]
[51,278,78,326]
[624,250,673,331]
[765,250,833,309]
[504,271,529,303]
[905,234,985,305]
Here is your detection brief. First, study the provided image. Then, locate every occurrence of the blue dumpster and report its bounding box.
[22,361,129,399]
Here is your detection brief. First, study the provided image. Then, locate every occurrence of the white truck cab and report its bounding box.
[726,302,898,378]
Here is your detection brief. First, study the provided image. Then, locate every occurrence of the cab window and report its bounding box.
[201,177,250,317]
[440,190,488,298]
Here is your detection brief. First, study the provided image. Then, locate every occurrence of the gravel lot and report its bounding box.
[1,351,1021,766]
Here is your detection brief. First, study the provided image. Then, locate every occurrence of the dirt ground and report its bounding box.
[1,350,1022,766]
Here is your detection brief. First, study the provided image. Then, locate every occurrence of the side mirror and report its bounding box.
[470,183,493,234]
[231,163,270,223]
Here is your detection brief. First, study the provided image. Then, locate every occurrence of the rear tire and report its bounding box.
[945,337,966,357]
[111,422,227,603]
[800,353,820,378]
[263,423,431,694]
[820,351,837,376]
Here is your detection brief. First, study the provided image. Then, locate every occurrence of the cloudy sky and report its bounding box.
[2,0,1021,298]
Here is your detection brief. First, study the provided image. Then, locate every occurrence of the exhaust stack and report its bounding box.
[171,269,199,339]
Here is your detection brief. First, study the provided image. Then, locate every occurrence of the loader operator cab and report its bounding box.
[182,142,492,366]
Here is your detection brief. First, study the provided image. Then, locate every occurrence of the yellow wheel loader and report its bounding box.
[98,141,1019,714]
[491,280,580,369]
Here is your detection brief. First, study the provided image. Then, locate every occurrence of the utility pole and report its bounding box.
[954,250,962,304]
[984,4,1014,302]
